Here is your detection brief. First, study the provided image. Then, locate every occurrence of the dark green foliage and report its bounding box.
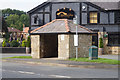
[2,41,6,47]
[10,40,20,47]
[2,17,8,32]
[99,38,103,48]
[22,40,26,47]
[2,8,29,31]
[5,33,10,41]
[2,8,26,16]
[26,36,31,47]
[5,14,29,31]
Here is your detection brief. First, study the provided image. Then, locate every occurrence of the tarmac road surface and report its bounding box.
[1,61,118,78]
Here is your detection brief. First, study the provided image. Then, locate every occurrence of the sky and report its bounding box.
[0,0,47,12]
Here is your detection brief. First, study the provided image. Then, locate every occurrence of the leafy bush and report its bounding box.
[5,33,10,41]
[99,38,103,48]
[6,42,10,47]
[22,40,26,47]
[26,36,31,47]
[2,41,6,47]
[10,40,20,47]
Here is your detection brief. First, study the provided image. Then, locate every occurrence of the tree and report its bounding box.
[5,14,29,31]
[20,14,29,27]
[2,17,8,32]
[2,8,26,16]
[26,36,31,47]
[99,38,103,48]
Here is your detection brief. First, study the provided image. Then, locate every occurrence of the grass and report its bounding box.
[69,58,120,65]
[3,56,32,59]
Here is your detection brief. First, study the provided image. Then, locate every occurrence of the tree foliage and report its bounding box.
[99,38,103,48]
[2,8,26,16]
[26,36,31,47]
[2,8,29,31]
[2,17,8,32]
[5,14,29,31]
[10,40,20,47]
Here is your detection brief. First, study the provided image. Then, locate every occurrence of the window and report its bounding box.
[89,12,98,23]
[34,15,38,24]
[34,17,37,24]
[115,11,120,24]
[108,33,120,46]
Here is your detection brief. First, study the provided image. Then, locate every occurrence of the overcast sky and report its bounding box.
[0,0,47,12]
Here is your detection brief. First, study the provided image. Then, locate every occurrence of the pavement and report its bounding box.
[99,54,120,60]
[2,54,119,69]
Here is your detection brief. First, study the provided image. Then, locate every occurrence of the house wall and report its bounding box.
[30,2,118,33]
[103,37,120,55]
[98,32,120,55]
[84,25,119,32]
[52,3,80,24]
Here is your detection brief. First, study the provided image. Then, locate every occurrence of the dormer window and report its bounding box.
[34,15,38,24]
[34,17,37,24]
[89,12,98,24]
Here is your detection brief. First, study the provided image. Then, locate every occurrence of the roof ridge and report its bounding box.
[64,19,70,32]
[79,25,93,33]
[31,19,57,33]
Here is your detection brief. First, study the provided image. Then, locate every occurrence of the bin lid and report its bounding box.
[90,46,98,48]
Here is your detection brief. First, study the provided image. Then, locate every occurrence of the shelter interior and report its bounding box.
[40,34,58,58]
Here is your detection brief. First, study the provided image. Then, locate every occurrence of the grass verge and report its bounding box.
[3,56,32,59]
[69,58,120,65]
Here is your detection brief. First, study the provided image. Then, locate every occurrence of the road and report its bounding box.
[1,61,118,78]
[1,54,119,78]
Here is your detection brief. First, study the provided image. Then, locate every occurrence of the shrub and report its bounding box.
[5,33,10,41]
[10,40,20,47]
[2,41,6,47]
[6,42,10,47]
[99,38,103,48]
[22,40,26,47]
[26,36,31,47]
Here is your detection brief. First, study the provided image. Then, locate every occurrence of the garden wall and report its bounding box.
[1,47,26,53]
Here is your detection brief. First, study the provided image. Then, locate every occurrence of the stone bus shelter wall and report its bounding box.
[31,35,40,59]
[69,34,92,58]
[31,34,92,59]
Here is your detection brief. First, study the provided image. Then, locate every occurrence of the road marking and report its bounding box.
[18,71,35,74]
[50,75,71,78]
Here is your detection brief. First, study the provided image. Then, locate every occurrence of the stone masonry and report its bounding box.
[31,34,92,59]
[58,34,92,59]
[31,35,41,58]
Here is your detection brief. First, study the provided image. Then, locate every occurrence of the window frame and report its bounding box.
[88,11,99,24]
[114,11,120,24]
[108,33,120,46]
[34,17,37,24]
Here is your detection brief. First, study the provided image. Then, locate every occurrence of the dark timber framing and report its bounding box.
[28,1,120,29]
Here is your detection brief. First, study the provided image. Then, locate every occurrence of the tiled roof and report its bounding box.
[23,27,29,33]
[8,27,21,33]
[31,19,92,34]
